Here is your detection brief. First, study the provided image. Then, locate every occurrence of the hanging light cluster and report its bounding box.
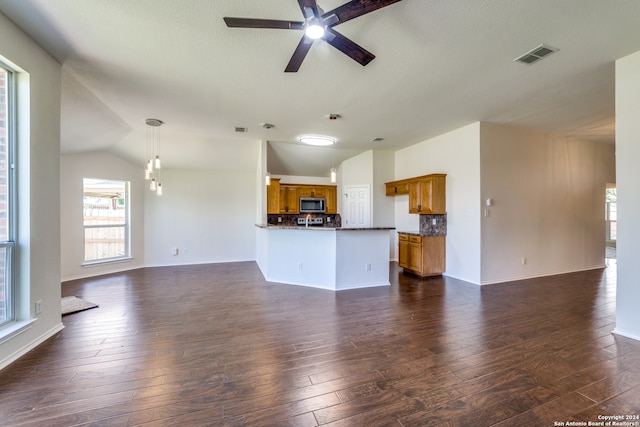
[144,118,164,196]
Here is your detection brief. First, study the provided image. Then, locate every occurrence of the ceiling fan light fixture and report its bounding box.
[298,134,336,146]
[305,21,325,39]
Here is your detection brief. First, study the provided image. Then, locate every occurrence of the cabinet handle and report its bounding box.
[418,204,421,212]
[394,186,398,193]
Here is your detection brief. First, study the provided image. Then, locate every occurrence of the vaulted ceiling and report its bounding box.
[1,0,639,176]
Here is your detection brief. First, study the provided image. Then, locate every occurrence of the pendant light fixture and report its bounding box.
[144,118,164,196]
[263,123,274,185]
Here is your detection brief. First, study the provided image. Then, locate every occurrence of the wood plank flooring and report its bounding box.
[1,261,639,426]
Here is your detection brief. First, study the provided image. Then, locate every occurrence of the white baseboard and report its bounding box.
[612,328,640,342]
[0,323,65,371]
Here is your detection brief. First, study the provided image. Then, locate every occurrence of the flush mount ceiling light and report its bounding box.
[298,134,336,146]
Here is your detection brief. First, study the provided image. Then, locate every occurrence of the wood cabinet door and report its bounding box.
[398,237,410,268]
[408,181,422,213]
[325,186,337,214]
[409,177,446,214]
[279,186,299,213]
[266,179,280,214]
[408,243,423,272]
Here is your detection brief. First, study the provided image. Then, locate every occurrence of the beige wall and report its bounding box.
[480,123,615,283]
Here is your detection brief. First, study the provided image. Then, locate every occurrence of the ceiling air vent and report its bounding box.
[235,127,248,133]
[514,44,558,65]
[371,137,385,142]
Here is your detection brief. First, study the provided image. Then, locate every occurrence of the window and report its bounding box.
[0,64,15,326]
[83,178,130,263]
[606,186,617,243]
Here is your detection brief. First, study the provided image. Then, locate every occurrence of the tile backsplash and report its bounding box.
[267,213,342,228]
[420,214,447,236]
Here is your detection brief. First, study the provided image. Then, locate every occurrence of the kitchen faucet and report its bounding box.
[305,214,311,227]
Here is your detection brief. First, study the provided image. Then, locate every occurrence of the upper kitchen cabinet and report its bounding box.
[266,182,337,215]
[385,179,410,196]
[267,178,281,214]
[325,187,337,214]
[279,185,299,214]
[386,174,446,214]
[297,185,326,199]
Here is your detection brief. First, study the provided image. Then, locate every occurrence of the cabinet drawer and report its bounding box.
[409,235,423,243]
[398,233,409,241]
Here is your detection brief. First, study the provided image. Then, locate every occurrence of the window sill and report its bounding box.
[0,319,37,345]
[82,256,133,268]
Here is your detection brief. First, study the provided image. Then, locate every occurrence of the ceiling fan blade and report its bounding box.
[285,36,314,72]
[223,17,304,30]
[322,0,403,26]
[324,28,375,66]
[297,0,320,19]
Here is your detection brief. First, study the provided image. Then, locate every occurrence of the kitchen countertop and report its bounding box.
[397,231,424,236]
[255,224,395,231]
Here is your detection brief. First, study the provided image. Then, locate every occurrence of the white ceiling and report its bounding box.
[1,0,639,176]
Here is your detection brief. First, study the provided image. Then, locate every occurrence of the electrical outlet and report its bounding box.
[365,263,372,271]
[432,218,437,225]
[183,248,188,255]
[35,300,42,315]
[521,257,527,265]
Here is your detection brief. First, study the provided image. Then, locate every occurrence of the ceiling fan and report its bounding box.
[223,0,403,72]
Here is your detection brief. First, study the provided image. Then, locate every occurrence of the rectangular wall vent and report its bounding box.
[514,44,558,65]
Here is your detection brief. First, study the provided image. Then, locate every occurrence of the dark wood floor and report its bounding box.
[1,261,639,426]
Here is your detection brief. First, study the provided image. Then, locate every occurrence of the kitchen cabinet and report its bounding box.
[267,178,281,214]
[297,185,326,198]
[397,233,445,277]
[386,174,446,214]
[267,182,337,214]
[385,180,410,196]
[325,187,337,214]
[279,185,299,214]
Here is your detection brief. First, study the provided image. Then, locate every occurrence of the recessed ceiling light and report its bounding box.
[298,134,336,146]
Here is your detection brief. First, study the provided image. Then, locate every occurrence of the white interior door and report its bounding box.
[344,185,371,228]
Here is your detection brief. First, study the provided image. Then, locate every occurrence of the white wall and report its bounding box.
[144,168,257,266]
[480,123,615,284]
[0,12,63,367]
[372,151,396,228]
[60,152,146,281]
[394,123,482,284]
[614,49,640,341]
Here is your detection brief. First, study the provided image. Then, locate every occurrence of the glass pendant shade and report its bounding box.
[265,172,271,186]
[145,118,165,196]
[330,167,337,183]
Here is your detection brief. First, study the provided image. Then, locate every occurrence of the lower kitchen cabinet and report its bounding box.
[397,233,445,277]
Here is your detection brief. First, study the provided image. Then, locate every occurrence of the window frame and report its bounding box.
[82,178,131,264]
[0,62,16,327]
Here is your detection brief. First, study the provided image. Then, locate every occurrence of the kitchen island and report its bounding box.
[255,225,395,291]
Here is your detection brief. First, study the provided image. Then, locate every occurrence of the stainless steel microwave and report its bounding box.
[300,197,326,213]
